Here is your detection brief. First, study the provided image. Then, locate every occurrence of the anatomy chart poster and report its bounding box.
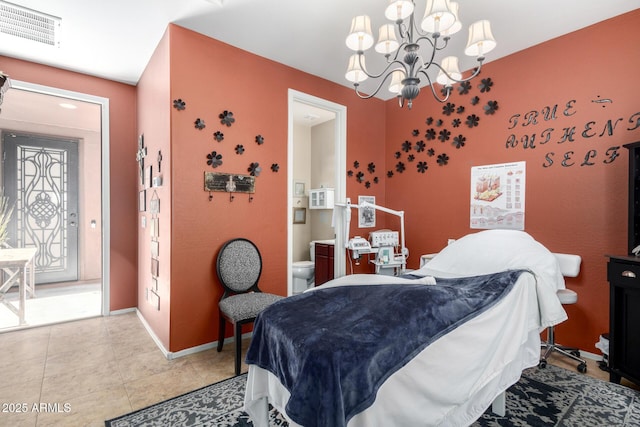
[470,161,526,230]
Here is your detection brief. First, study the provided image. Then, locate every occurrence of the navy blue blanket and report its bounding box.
[245,269,528,427]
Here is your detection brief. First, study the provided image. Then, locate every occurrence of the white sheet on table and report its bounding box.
[245,271,542,427]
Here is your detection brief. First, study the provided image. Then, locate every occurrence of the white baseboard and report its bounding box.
[135,309,252,360]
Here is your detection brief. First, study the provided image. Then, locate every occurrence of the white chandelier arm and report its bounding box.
[428,57,485,85]
[354,63,408,99]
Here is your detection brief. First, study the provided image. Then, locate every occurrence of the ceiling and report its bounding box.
[0,0,637,104]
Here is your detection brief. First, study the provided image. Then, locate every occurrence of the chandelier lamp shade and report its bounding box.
[345,0,497,109]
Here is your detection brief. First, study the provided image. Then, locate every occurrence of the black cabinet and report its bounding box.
[606,256,640,386]
[626,142,640,255]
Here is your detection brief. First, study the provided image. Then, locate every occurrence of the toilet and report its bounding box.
[292,241,319,294]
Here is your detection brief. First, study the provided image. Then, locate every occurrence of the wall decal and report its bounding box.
[255,135,264,145]
[173,99,186,110]
[402,141,412,152]
[195,118,206,130]
[484,100,499,115]
[471,96,480,105]
[219,110,235,127]
[347,170,354,177]
[367,162,375,173]
[248,162,261,176]
[353,160,360,169]
[207,151,223,168]
[408,154,415,162]
[271,163,279,172]
[213,131,224,142]
[235,144,245,154]
[417,161,428,173]
[437,153,449,166]
[396,162,405,173]
[412,129,419,136]
[356,171,364,182]
[478,78,494,93]
[157,150,163,173]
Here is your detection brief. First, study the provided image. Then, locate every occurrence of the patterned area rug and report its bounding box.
[105,365,640,426]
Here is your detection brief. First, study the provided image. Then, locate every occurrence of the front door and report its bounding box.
[2,132,79,284]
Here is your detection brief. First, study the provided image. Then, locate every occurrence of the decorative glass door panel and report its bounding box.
[3,133,79,284]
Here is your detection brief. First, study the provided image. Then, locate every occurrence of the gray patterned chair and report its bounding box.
[216,238,284,375]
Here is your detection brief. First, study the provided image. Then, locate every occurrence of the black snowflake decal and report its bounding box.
[402,140,412,152]
[396,162,406,173]
[442,103,455,116]
[484,100,499,115]
[213,131,224,142]
[271,163,279,172]
[456,106,465,114]
[437,153,449,166]
[425,129,436,140]
[173,99,186,110]
[407,154,415,162]
[452,118,461,128]
[356,171,365,183]
[478,78,493,93]
[354,161,360,169]
[471,96,480,105]
[438,129,451,142]
[453,135,466,149]
[458,81,471,95]
[395,151,402,159]
[415,141,426,152]
[255,135,264,145]
[426,117,434,125]
[387,170,394,178]
[195,118,206,130]
[373,177,379,184]
[435,119,443,127]
[367,162,375,173]
[219,110,235,127]
[466,114,480,128]
[365,181,371,189]
[235,144,244,154]
[412,129,420,136]
[248,162,261,176]
[347,170,354,177]
[417,161,428,173]
[207,151,222,168]
[427,148,435,157]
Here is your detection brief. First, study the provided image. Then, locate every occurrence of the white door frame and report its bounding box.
[287,90,347,296]
[11,80,111,315]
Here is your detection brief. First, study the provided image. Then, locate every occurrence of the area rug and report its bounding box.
[105,365,640,426]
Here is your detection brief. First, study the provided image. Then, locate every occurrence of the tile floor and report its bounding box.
[0,312,636,426]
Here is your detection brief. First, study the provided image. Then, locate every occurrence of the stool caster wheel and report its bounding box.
[577,363,587,373]
[538,359,547,369]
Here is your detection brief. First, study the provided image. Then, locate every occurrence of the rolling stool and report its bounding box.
[539,288,588,373]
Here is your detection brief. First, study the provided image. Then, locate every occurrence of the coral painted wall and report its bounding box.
[0,56,138,311]
[384,10,640,352]
[135,24,387,352]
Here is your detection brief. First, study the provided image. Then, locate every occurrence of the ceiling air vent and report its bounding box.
[0,1,61,46]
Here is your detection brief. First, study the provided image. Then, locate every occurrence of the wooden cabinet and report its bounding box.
[606,256,640,386]
[314,242,334,286]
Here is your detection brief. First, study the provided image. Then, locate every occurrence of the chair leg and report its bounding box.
[235,322,242,376]
[540,325,587,373]
[217,314,225,352]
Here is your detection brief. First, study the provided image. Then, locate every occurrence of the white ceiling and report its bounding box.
[0,0,637,103]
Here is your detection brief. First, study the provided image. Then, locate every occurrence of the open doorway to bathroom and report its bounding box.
[287,90,347,296]
[0,81,109,330]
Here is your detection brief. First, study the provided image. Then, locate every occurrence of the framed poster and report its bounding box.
[470,161,526,230]
[358,195,376,228]
[293,207,306,224]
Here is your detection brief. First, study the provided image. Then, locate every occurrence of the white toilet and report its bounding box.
[292,241,318,294]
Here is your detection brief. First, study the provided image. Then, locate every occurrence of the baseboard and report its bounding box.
[108,307,136,316]
[135,309,252,360]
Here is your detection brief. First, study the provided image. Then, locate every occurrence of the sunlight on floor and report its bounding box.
[0,282,101,330]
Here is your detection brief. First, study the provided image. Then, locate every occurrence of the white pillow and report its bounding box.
[420,229,565,291]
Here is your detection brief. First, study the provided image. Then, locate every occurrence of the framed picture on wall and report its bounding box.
[358,195,376,228]
[139,190,146,212]
[294,181,305,197]
[293,207,306,224]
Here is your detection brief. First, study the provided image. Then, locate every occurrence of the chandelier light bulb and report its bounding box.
[421,0,455,33]
[440,2,461,37]
[384,0,414,21]
[464,20,496,57]
[345,54,368,84]
[346,15,374,52]
[375,24,400,55]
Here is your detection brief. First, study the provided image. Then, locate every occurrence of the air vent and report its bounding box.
[0,1,60,46]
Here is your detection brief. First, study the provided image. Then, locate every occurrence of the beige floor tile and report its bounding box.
[124,363,208,411]
[116,348,190,383]
[43,342,116,378]
[0,410,38,427]
[35,384,131,427]
[40,359,123,404]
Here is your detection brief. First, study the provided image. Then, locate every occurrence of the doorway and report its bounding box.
[0,80,110,329]
[287,90,347,296]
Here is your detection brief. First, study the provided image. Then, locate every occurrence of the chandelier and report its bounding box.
[345,0,496,109]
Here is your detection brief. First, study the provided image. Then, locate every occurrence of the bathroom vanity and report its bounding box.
[314,242,334,286]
